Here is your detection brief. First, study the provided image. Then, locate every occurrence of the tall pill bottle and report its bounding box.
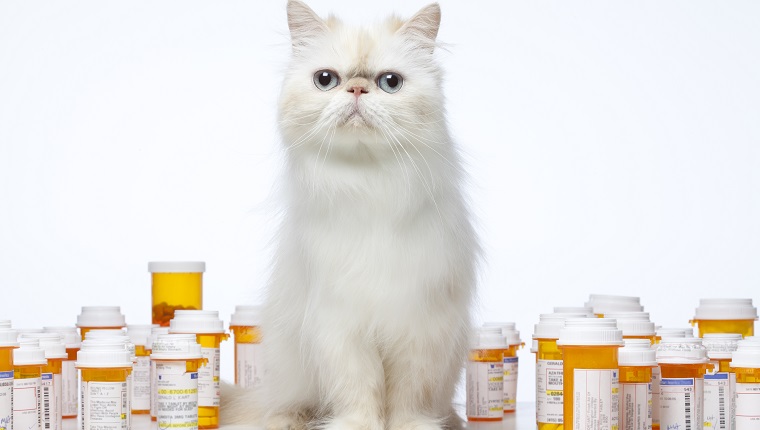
[0,327,19,430]
[229,306,263,389]
[43,327,80,419]
[656,337,712,430]
[483,322,523,413]
[532,312,589,430]
[76,340,132,430]
[652,328,686,430]
[619,339,657,430]
[13,339,47,430]
[691,299,757,338]
[730,338,760,429]
[466,327,507,422]
[82,332,135,430]
[151,334,205,430]
[20,333,67,430]
[702,333,741,430]
[169,310,227,429]
[75,307,126,341]
[557,317,623,430]
[149,262,205,327]
[585,294,643,318]
[148,327,170,422]
[127,325,157,415]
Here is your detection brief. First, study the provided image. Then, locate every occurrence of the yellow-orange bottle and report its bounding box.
[151,334,205,430]
[557,317,623,430]
[652,328,687,430]
[169,310,228,429]
[585,294,643,318]
[148,326,170,422]
[702,333,741,430]
[656,337,712,430]
[0,327,19,430]
[76,340,133,430]
[75,306,126,341]
[484,322,523,413]
[619,339,657,430]
[466,327,507,421]
[43,326,81,420]
[149,261,205,327]
[127,325,158,415]
[14,339,48,430]
[691,298,757,338]
[20,333,68,430]
[229,306,263,389]
[730,337,760,429]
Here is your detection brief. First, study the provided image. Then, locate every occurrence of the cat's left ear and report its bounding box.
[398,3,441,49]
[287,0,329,50]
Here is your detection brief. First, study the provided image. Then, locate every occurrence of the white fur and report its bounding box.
[221,2,479,430]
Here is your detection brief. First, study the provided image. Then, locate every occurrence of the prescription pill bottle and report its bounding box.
[127,325,157,415]
[0,327,19,430]
[691,298,757,338]
[703,333,741,430]
[76,340,132,430]
[149,261,205,327]
[606,312,657,344]
[483,322,523,413]
[20,333,67,430]
[656,337,712,430]
[75,307,126,341]
[148,327,170,422]
[151,334,205,430]
[532,312,589,430]
[83,331,136,430]
[169,310,228,429]
[43,327,80,420]
[466,327,507,422]
[652,328,686,430]
[229,305,263,389]
[14,339,47,430]
[619,339,657,430]
[557,317,623,430]
[585,294,643,318]
[730,337,760,429]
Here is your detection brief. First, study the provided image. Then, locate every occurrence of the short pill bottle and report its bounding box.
[557,317,623,430]
[606,312,657,344]
[466,326,507,422]
[584,294,643,318]
[730,338,760,429]
[149,261,205,327]
[0,327,19,430]
[702,333,741,430]
[619,339,657,430]
[656,337,712,430]
[43,326,81,419]
[229,305,263,389]
[652,328,686,430]
[20,333,67,430]
[75,307,126,341]
[76,340,133,430]
[148,326,171,422]
[483,322,523,413]
[81,332,135,430]
[169,310,228,429]
[691,298,757,338]
[127,324,158,415]
[14,339,48,430]
[151,334,206,430]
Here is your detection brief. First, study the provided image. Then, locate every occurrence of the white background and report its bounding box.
[1,0,759,406]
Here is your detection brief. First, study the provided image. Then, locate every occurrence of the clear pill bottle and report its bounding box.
[148,327,170,422]
[151,334,205,430]
[20,333,67,430]
[76,340,132,430]
[169,310,228,429]
[483,322,523,413]
[691,299,757,338]
[0,327,19,430]
[13,339,47,430]
[656,337,712,430]
[703,333,741,430]
[557,317,623,430]
[75,307,126,341]
[466,326,507,422]
[229,305,263,389]
[127,325,157,415]
[619,339,657,430]
[149,262,205,327]
[43,326,80,419]
[532,312,588,430]
[584,294,643,318]
[730,338,760,430]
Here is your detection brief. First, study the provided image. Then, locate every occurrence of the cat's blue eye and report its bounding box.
[377,72,403,94]
[313,70,340,91]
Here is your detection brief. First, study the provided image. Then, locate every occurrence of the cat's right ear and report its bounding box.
[287,0,329,50]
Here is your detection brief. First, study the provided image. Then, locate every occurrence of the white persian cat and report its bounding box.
[222,2,479,430]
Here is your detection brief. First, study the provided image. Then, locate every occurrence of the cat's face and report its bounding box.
[279,2,444,162]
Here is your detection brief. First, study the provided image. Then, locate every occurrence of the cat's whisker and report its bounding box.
[377,126,412,196]
[285,118,329,153]
[388,122,459,170]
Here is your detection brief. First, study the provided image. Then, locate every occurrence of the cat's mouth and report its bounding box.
[340,107,373,129]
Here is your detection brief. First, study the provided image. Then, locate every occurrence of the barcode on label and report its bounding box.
[685,391,691,430]
[43,386,51,429]
[718,386,726,429]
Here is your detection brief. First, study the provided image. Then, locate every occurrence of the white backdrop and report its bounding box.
[1,0,759,406]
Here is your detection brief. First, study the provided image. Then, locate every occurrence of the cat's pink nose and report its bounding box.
[348,86,368,98]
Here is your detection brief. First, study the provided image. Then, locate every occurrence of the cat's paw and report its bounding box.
[389,416,446,430]
[265,413,307,430]
[321,415,384,430]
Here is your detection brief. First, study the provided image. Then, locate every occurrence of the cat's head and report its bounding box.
[279,1,446,163]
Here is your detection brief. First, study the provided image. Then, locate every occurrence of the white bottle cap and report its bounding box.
[76,306,126,328]
[693,298,758,321]
[230,306,262,327]
[557,318,623,346]
[730,338,760,369]
[84,332,135,362]
[127,325,159,347]
[681,327,695,338]
[604,312,656,337]
[15,328,44,339]
[148,261,206,273]
[552,306,595,316]
[43,326,82,349]
[656,327,687,339]
[146,327,171,350]
[702,333,742,360]
[18,333,68,359]
[151,334,202,360]
[76,340,133,368]
[619,339,657,367]
[0,320,11,329]
[471,326,508,349]
[483,322,522,346]
[656,337,709,364]
[13,339,48,366]
[170,310,225,334]
[533,312,590,341]
[0,328,19,348]
[585,294,644,315]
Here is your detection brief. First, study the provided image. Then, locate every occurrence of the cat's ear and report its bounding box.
[287,0,329,50]
[398,3,441,49]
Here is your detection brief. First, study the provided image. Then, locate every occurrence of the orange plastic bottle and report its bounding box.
[229,306,263,389]
[0,327,19,430]
[702,333,741,430]
[75,306,126,341]
[691,298,757,338]
[618,339,656,430]
[656,337,712,430]
[730,337,760,429]
[466,327,507,422]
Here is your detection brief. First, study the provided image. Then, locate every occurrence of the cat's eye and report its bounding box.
[377,72,403,94]
[313,70,340,91]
